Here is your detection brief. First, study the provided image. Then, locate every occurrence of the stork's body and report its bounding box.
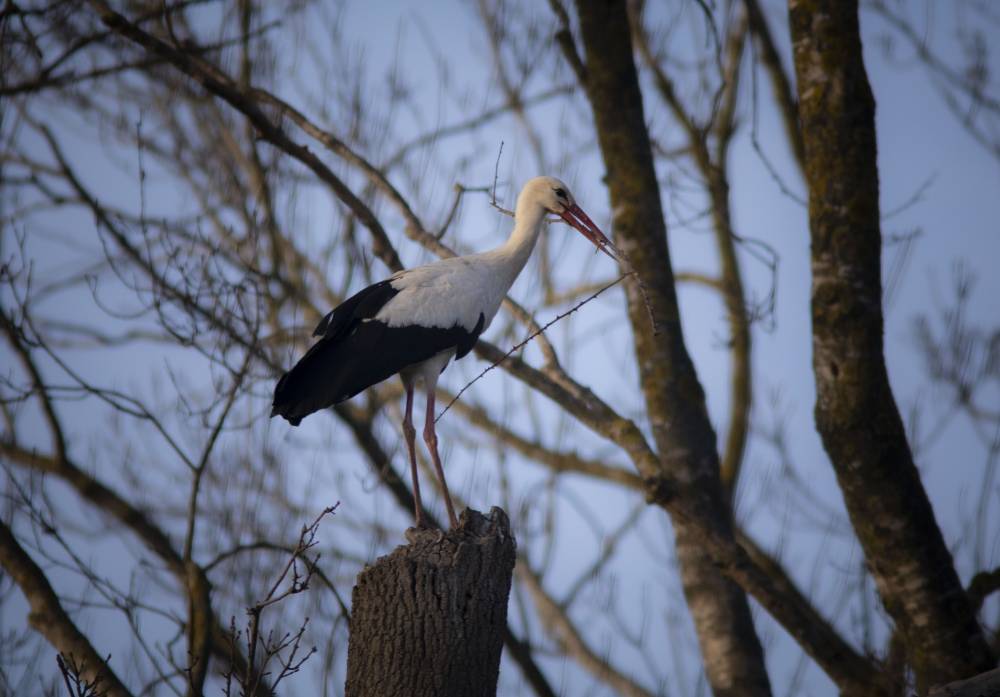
[272,176,615,528]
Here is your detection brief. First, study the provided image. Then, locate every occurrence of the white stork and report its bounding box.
[272,176,616,528]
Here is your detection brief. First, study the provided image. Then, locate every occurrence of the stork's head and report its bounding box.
[519,176,618,260]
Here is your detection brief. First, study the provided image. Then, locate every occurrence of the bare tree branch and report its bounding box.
[0,519,134,697]
[520,564,658,697]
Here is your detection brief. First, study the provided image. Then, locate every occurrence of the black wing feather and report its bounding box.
[312,280,397,339]
[456,312,485,359]
[272,284,485,427]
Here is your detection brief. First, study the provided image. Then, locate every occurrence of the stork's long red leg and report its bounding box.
[403,383,426,528]
[423,391,459,528]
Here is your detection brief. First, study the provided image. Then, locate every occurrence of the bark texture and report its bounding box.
[929,668,1000,697]
[345,508,515,697]
[787,0,996,689]
[573,2,772,696]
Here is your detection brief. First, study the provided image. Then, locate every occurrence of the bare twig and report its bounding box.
[0,521,134,697]
[489,141,515,218]
[437,273,629,422]
[547,0,587,85]
[238,505,337,697]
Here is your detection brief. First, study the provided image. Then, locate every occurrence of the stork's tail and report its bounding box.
[271,338,350,426]
[271,371,309,426]
[271,372,305,426]
[271,319,408,426]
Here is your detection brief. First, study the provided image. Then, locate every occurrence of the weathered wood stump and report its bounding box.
[345,507,516,697]
[930,667,1000,697]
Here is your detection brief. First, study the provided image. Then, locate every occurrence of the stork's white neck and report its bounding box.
[489,198,548,285]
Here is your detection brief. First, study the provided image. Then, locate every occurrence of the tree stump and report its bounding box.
[930,667,1000,697]
[345,507,516,697]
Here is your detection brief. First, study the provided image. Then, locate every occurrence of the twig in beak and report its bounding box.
[554,213,658,335]
[615,248,660,336]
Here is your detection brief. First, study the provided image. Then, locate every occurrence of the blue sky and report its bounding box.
[3,1,999,695]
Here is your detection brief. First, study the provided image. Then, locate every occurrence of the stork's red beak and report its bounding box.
[560,204,618,261]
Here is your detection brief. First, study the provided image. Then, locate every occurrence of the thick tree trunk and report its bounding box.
[572,2,773,696]
[787,0,996,690]
[345,508,515,697]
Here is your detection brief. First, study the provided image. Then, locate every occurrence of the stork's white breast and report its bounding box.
[375,255,510,332]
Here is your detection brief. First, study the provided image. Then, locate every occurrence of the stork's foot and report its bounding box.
[405,521,445,544]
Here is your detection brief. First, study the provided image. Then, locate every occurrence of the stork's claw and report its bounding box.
[405,523,445,544]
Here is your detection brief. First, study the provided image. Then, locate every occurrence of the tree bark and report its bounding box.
[930,668,1000,697]
[787,0,996,690]
[345,508,516,697]
[572,2,773,696]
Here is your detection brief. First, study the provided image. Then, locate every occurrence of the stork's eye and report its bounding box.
[554,187,567,198]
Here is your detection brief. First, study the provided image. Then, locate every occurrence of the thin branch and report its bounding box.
[520,564,658,697]
[0,441,273,696]
[437,273,630,422]
[0,520,134,697]
[968,567,1000,612]
[0,307,68,461]
[743,0,805,171]
[86,0,404,273]
[645,476,889,695]
[547,0,587,85]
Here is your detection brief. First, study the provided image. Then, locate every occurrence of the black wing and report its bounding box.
[272,281,485,426]
[311,280,397,340]
[455,311,485,359]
